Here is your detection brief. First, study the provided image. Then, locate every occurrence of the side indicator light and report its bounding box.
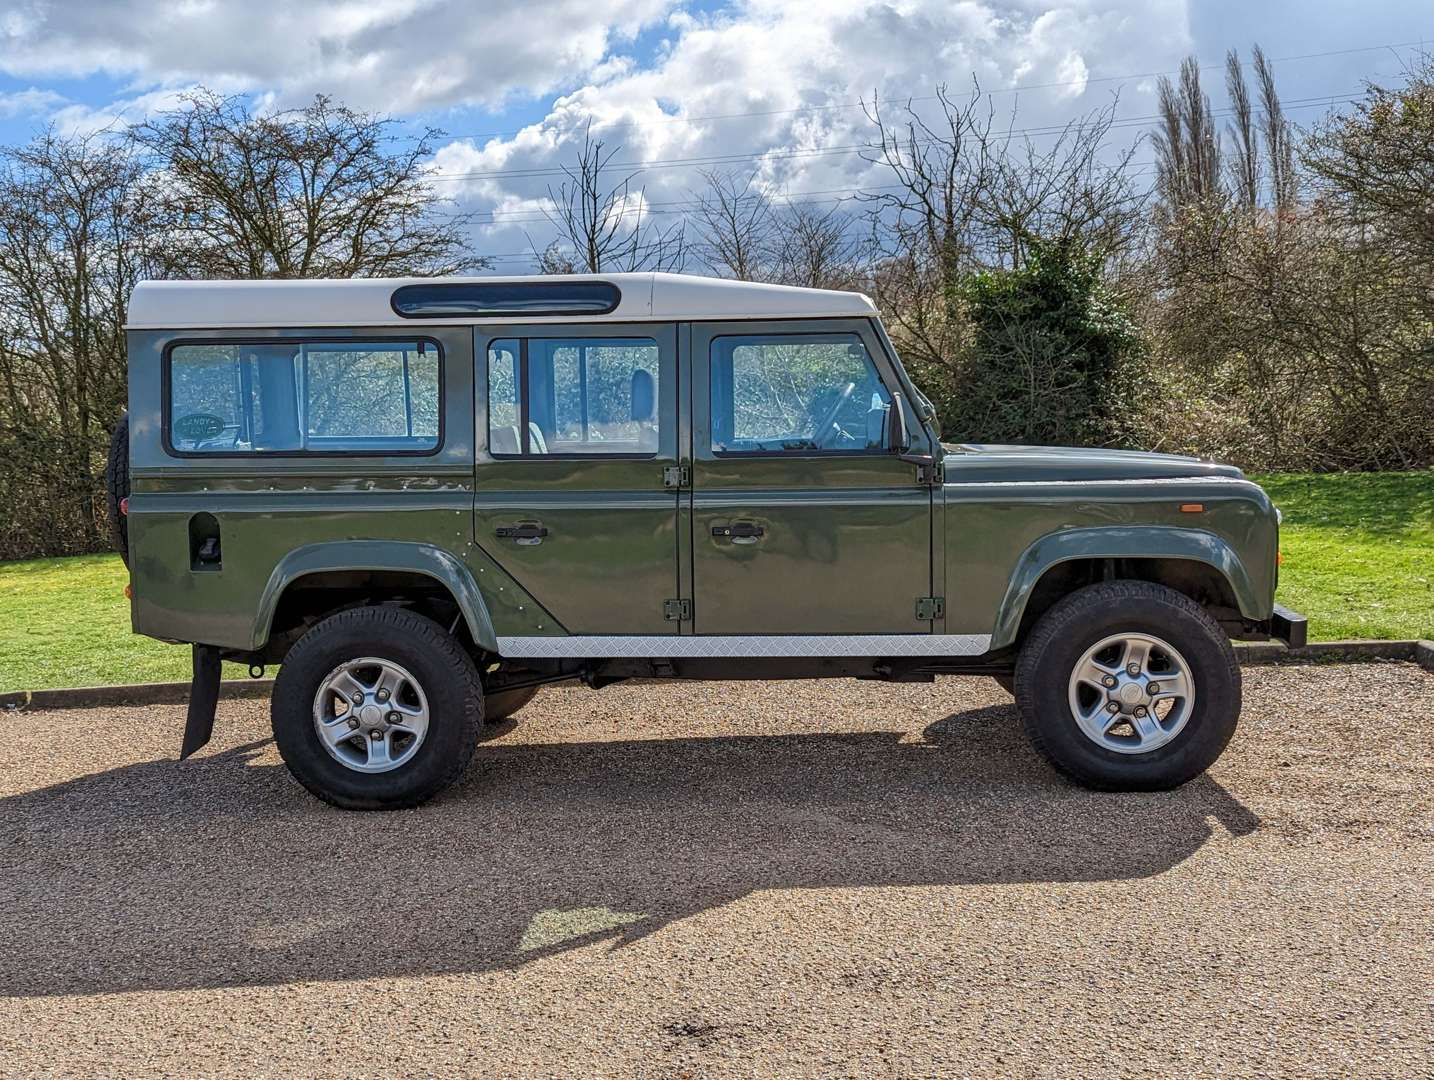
[119,497,129,516]
[1277,551,1284,566]
[123,583,133,600]
[1178,503,1205,513]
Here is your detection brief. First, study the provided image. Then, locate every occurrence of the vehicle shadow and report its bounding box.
[0,704,1259,997]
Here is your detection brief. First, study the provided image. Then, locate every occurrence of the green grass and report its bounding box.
[0,554,249,692]
[0,471,1429,690]
[1253,471,1434,642]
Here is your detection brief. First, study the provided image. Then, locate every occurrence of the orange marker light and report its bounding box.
[119,497,129,516]
[123,583,133,600]
[1178,503,1205,513]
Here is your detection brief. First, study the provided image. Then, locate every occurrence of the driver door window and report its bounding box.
[710,334,891,454]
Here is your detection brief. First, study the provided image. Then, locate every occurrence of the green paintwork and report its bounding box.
[122,311,1280,662]
[688,319,935,634]
[941,450,1277,644]
[253,541,501,652]
[471,323,680,635]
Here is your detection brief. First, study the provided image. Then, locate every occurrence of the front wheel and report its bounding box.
[271,606,483,810]
[1014,580,1241,791]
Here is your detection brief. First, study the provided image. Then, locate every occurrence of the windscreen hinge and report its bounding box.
[663,598,693,622]
[915,597,945,621]
[662,464,691,489]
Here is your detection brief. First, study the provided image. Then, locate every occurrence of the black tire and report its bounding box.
[1014,580,1240,791]
[484,685,540,723]
[104,412,130,567]
[271,606,483,810]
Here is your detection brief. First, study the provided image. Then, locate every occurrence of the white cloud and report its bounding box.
[0,0,677,114]
[424,0,1194,261]
[0,86,65,118]
[0,0,1204,263]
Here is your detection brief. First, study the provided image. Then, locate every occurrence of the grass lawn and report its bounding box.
[0,554,250,692]
[0,470,1429,691]
[1253,471,1433,642]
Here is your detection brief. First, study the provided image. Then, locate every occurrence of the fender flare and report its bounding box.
[990,525,1265,650]
[252,541,498,653]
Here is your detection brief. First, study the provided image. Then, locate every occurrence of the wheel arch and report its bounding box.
[991,526,1267,650]
[253,541,499,656]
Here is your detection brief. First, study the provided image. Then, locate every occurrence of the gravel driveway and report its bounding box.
[1,663,1430,1077]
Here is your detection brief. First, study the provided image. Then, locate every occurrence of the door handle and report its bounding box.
[495,523,548,545]
[712,522,765,545]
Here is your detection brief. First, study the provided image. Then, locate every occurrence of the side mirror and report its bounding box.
[887,394,912,453]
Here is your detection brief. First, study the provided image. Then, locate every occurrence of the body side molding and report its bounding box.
[496,634,991,659]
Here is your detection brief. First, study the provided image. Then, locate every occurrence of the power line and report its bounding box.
[430,91,1362,187]
[436,37,1427,147]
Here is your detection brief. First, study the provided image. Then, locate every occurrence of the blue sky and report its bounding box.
[0,1,1427,268]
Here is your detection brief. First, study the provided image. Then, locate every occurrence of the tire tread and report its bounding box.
[1014,580,1240,791]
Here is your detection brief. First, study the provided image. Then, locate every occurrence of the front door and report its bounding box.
[689,320,933,636]
[473,323,679,635]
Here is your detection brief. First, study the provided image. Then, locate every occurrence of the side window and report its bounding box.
[487,337,660,456]
[710,333,892,453]
[167,340,440,454]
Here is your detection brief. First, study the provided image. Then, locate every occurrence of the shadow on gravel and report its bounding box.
[0,704,1259,997]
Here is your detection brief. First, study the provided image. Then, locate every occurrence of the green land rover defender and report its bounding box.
[110,273,1305,809]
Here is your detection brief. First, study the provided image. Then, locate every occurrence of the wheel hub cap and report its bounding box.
[1066,632,1195,755]
[313,657,430,773]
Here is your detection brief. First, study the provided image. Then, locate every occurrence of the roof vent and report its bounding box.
[391,281,621,319]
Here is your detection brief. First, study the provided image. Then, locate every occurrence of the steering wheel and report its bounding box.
[810,381,857,448]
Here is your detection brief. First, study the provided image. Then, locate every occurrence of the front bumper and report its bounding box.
[1270,604,1309,648]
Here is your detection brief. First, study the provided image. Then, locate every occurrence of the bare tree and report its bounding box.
[541,122,684,273]
[1154,57,1223,211]
[690,169,775,280]
[979,98,1146,267]
[131,91,483,278]
[773,200,860,289]
[860,84,1145,402]
[1255,46,1297,214]
[1226,50,1259,214]
[0,131,168,556]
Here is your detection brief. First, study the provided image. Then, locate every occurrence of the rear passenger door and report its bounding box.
[689,320,933,635]
[473,323,680,635]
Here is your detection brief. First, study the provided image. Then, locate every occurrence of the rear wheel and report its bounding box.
[271,606,483,810]
[1014,580,1240,791]
[484,684,540,723]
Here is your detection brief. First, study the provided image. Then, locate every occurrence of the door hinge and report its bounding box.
[663,598,693,621]
[662,465,691,489]
[917,459,944,486]
[915,597,945,621]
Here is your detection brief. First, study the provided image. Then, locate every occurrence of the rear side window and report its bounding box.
[709,333,892,453]
[167,340,441,454]
[487,337,660,456]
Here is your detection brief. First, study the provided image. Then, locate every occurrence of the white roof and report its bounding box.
[125,272,877,329]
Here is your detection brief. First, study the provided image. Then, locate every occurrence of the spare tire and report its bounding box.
[105,411,130,567]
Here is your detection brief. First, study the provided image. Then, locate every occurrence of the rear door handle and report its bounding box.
[712,522,765,544]
[495,523,548,545]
